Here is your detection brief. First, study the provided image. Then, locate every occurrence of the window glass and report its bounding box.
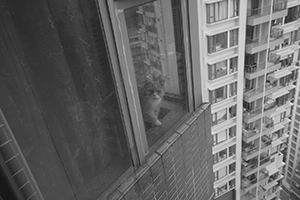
[0,0,130,199]
[208,60,227,80]
[229,105,237,118]
[124,0,188,147]
[229,126,236,138]
[218,149,227,162]
[229,163,235,173]
[210,86,227,103]
[230,0,239,17]
[229,82,237,97]
[229,145,236,156]
[217,130,227,144]
[218,167,227,179]
[230,29,238,47]
[212,109,227,126]
[207,1,228,24]
[208,32,228,53]
[230,57,238,73]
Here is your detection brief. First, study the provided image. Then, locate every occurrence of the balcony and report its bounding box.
[244,61,266,79]
[272,0,287,13]
[243,107,262,123]
[244,80,278,103]
[247,1,288,26]
[245,35,268,54]
[269,28,284,49]
[242,154,271,177]
[243,127,260,143]
[242,170,269,192]
[242,136,272,161]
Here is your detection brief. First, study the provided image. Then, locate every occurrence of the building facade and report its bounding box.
[201,0,300,200]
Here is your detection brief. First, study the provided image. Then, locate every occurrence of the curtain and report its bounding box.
[218,1,228,21]
[0,0,130,199]
[230,0,238,17]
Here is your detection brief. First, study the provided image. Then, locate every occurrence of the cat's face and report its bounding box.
[143,74,166,99]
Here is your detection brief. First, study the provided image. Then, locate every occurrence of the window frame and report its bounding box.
[107,0,196,163]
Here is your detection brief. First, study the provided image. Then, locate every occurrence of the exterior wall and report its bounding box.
[107,104,215,200]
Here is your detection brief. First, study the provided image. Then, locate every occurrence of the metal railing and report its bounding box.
[246,35,268,48]
[243,107,263,121]
[273,0,287,12]
[247,5,271,17]
[245,61,266,74]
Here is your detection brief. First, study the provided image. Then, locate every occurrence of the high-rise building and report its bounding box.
[200,0,300,200]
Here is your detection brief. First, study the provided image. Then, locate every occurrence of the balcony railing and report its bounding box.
[260,155,271,165]
[247,5,271,17]
[243,107,262,121]
[243,127,260,139]
[246,35,268,48]
[272,0,287,12]
[270,28,284,40]
[261,135,272,148]
[242,177,257,190]
[244,86,264,97]
[245,61,266,74]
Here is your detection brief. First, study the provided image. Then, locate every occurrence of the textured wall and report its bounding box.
[107,103,214,200]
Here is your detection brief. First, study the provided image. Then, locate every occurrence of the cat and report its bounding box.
[138,73,167,127]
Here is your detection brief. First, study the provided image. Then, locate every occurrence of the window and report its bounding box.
[208,60,227,80]
[213,130,227,145]
[215,149,227,163]
[230,29,238,47]
[217,183,227,196]
[291,28,300,43]
[212,109,227,126]
[229,126,236,138]
[292,135,297,142]
[229,179,235,189]
[295,122,300,129]
[210,86,227,103]
[229,145,236,156]
[208,32,228,53]
[230,0,239,17]
[215,167,227,180]
[0,1,131,199]
[122,0,189,147]
[207,1,228,24]
[229,163,235,173]
[229,105,237,118]
[229,82,237,97]
[230,57,238,73]
[285,5,300,24]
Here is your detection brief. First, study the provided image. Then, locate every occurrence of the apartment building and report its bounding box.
[287,160,300,200]
[202,0,300,200]
[0,0,216,200]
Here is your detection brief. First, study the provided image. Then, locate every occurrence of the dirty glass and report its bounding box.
[124,0,188,147]
[0,0,130,199]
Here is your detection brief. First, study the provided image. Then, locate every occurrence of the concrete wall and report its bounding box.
[106,103,214,200]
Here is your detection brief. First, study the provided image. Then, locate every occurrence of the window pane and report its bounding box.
[124,0,188,147]
[0,1,130,199]
[208,60,227,80]
[208,32,228,53]
[230,29,238,47]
